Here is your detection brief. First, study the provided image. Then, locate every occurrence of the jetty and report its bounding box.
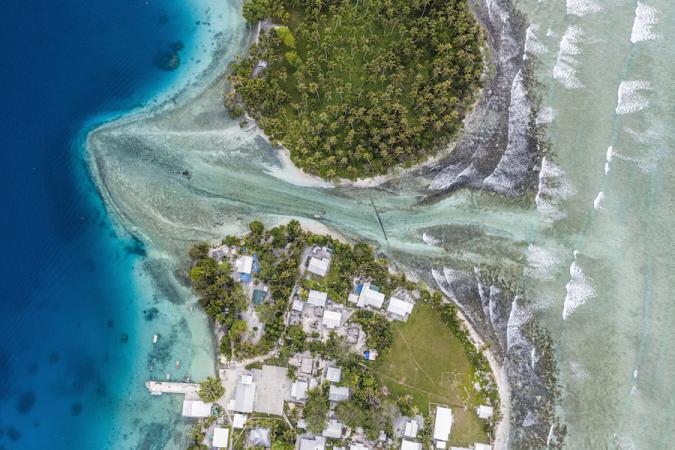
[145,381,199,397]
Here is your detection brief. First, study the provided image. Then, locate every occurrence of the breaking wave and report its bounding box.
[562,259,596,320]
[566,0,602,16]
[535,157,576,224]
[525,244,561,281]
[553,26,584,89]
[631,2,661,44]
[524,24,548,57]
[616,80,652,115]
[593,191,605,210]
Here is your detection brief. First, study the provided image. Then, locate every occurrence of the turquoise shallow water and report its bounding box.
[84,0,675,448]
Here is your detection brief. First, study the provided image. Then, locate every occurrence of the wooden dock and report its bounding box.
[145,381,200,397]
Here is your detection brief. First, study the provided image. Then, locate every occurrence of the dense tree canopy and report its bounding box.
[228,0,483,179]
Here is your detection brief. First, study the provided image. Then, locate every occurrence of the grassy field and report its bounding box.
[374,303,488,446]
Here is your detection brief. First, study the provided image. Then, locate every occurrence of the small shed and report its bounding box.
[326,366,342,383]
[474,444,491,450]
[212,427,229,448]
[292,299,305,312]
[329,385,350,402]
[322,310,342,329]
[401,440,422,450]
[249,427,271,447]
[404,420,419,438]
[322,419,344,439]
[291,380,309,401]
[477,405,494,419]
[233,413,247,429]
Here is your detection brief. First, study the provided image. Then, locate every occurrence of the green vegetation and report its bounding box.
[373,302,490,446]
[198,376,225,403]
[228,0,484,179]
[303,387,330,433]
[350,309,393,352]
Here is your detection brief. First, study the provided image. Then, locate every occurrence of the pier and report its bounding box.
[145,381,200,398]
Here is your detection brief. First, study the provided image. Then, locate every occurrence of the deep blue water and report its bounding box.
[0,1,201,448]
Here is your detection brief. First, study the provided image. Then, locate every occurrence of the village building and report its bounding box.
[349,443,370,450]
[292,298,305,312]
[181,399,212,418]
[386,297,414,321]
[232,374,256,413]
[357,283,385,309]
[322,419,344,439]
[307,257,330,277]
[476,405,494,420]
[212,427,229,449]
[300,357,314,375]
[235,255,253,282]
[290,379,309,402]
[233,413,247,429]
[404,420,419,438]
[401,440,422,450]
[252,365,289,416]
[308,290,328,307]
[322,309,342,329]
[328,385,350,402]
[433,407,454,448]
[325,366,342,383]
[298,436,326,450]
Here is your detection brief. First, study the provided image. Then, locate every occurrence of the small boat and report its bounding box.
[175,360,180,369]
[152,334,158,344]
[166,373,171,380]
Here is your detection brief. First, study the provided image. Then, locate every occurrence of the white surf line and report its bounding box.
[630,2,661,44]
[566,0,602,17]
[616,80,653,115]
[553,25,584,89]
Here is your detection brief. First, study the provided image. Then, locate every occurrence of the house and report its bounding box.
[364,350,378,361]
[357,283,385,309]
[290,379,309,402]
[474,445,491,450]
[325,366,342,383]
[433,407,453,446]
[348,293,359,304]
[308,290,328,307]
[328,385,349,402]
[236,255,253,274]
[292,299,305,312]
[307,257,331,277]
[181,399,212,418]
[401,440,422,450]
[300,357,314,374]
[322,309,342,329]
[477,405,494,420]
[404,420,419,438]
[212,427,229,449]
[322,419,344,439]
[233,374,256,413]
[387,297,414,321]
[349,443,370,450]
[299,436,326,450]
[233,413,247,429]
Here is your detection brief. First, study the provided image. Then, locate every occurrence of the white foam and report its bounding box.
[525,244,561,280]
[567,0,602,16]
[506,297,531,351]
[531,348,538,370]
[606,145,614,162]
[535,157,576,224]
[616,80,652,115]
[562,260,596,320]
[524,24,548,57]
[593,191,605,210]
[631,2,661,43]
[553,26,584,89]
[422,232,440,246]
[536,106,556,125]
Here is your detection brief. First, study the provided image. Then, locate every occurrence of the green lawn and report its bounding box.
[374,303,488,446]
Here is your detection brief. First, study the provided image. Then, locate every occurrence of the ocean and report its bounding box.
[0,0,236,448]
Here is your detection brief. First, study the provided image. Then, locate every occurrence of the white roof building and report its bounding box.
[401,440,422,450]
[404,420,419,438]
[235,255,253,274]
[212,427,229,448]
[322,309,342,329]
[357,284,385,309]
[326,366,342,383]
[300,357,314,374]
[328,385,350,402]
[233,413,247,429]
[348,293,359,304]
[292,299,305,312]
[299,436,326,450]
[291,380,309,401]
[323,419,344,439]
[181,399,212,418]
[349,444,370,450]
[477,405,494,419]
[433,407,454,443]
[387,297,414,320]
[474,445,491,450]
[307,257,330,277]
[233,375,256,413]
[308,290,328,307]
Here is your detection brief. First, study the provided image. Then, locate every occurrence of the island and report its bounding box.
[226,0,484,179]
[150,221,500,450]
